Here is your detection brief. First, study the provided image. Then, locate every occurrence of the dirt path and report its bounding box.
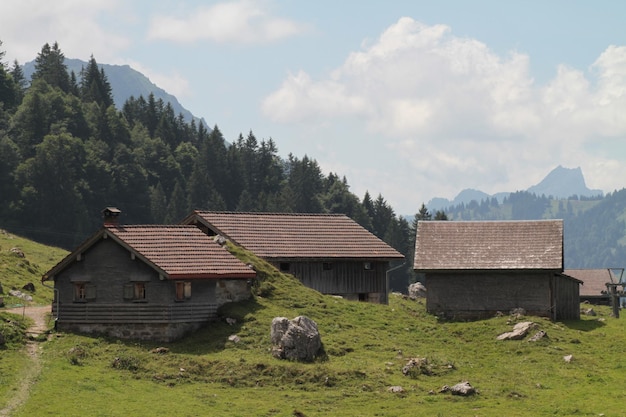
[0,305,51,417]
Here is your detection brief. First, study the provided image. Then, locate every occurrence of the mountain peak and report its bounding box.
[426,165,603,211]
[527,166,603,199]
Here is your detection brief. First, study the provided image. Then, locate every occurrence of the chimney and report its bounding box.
[102,207,121,226]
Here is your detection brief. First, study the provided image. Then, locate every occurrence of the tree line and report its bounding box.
[0,40,436,292]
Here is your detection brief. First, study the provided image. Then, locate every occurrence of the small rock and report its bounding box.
[228,334,241,343]
[497,321,536,340]
[441,381,476,396]
[151,347,169,354]
[388,386,404,393]
[528,330,548,342]
[563,354,573,363]
[225,317,237,325]
[10,247,25,258]
[584,308,596,316]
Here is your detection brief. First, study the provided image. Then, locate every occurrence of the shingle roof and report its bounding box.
[182,211,404,260]
[414,220,563,271]
[564,269,613,297]
[44,225,256,281]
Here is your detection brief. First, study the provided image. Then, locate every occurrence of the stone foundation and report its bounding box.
[57,321,207,342]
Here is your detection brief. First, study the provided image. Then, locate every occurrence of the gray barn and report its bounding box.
[181,211,405,304]
[414,220,580,320]
[42,208,256,342]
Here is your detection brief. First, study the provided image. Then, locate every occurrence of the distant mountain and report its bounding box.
[527,165,603,199]
[427,165,603,211]
[22,58,209,128]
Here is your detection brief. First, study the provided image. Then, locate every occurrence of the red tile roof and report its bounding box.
[414,220,563,271]
[183,211,404,260]
[44,225,255,281]
[565,269,613,296]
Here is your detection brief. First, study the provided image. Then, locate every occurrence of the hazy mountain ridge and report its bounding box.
[22,58,209,128]
[427,165,603,211]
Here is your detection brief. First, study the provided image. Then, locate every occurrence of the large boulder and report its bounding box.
[270,316,322,362]
[408,282,427,299]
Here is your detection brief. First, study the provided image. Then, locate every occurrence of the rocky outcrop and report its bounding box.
[270,316,322,362]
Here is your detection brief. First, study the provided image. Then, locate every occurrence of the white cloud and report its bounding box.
[262,17,626,213]
[147,0,307,44]
[0,0,129,64]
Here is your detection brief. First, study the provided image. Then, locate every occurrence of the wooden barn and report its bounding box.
[565,269,619,305]
[414,220,581,320]
[42,208,256,342]
[181,211,405,304]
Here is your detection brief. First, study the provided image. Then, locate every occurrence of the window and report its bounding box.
[124,282,146,301]
[280,262,290,272]
[322,262,333,271]
[74,283,96,302]
[175,281,192,301]
[74,283,86,301]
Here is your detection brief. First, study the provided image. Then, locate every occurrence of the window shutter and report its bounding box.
[175,282,184,301]
[85,284,97,300]
[184,282,192,299]
[123,284,134,300]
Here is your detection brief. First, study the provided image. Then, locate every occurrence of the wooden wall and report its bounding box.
[425,272,556,320]
[51,238,242,340]
[552,274,581,320]
[270,259,389,303]
[54,238,218,308]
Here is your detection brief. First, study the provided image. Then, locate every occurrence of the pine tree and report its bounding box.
[80,55,113,108]
[32,42,71,93]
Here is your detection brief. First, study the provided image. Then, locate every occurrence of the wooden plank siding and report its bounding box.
[552,274,581,320]
[275,260,387,293]
[272,260,389,302]
[425,272,554,320]
[53,303,217,323]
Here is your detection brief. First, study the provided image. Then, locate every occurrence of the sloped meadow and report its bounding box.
[2,239,626,416]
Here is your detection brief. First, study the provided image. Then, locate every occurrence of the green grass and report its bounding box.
[0,229,67,306]
[3,238,626,416]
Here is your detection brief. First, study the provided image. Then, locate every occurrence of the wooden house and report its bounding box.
[181,211,405,304]
[564,269,615,305]
[414,220,581,320]
[42,208,256,342]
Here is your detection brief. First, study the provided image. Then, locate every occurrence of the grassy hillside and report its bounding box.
[0,229,67,306]
[2,239,626,416]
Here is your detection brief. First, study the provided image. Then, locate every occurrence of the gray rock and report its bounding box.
[496,321,536,340]
[10,247,25,258]
[270,316,322,362]
[402,357,432,377]
[441,381,476,396]
[388,386,404,393]
[408,282,427,299]
[528,330,548,342]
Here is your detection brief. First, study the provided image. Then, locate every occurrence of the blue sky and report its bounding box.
[1,0,625,214]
